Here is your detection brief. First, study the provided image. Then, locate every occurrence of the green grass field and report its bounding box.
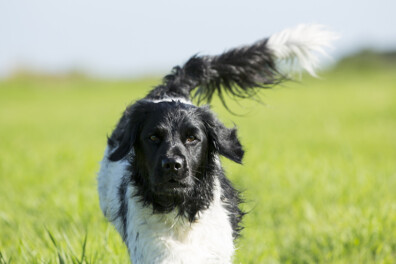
[1,61,396,263]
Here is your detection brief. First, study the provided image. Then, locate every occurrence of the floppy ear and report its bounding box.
[201,108,244,164]
[107,106,143,162]
[211,125,244,164]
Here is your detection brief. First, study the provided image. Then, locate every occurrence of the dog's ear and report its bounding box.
[211,125,244,164]
[108,105,144,162]
[200,108,244,164]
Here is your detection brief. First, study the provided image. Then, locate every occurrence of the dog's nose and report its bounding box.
[161,157,183,172]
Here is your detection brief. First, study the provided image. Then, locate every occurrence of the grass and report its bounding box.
[0,63,395,263]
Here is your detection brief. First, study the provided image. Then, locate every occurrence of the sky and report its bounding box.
[0,0,395,78]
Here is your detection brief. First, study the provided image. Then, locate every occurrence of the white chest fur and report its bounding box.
[97,148,235,264]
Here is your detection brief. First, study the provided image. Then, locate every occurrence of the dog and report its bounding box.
[98,24,336,264]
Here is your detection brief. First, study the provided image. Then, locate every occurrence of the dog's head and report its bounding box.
[108,100,244,217]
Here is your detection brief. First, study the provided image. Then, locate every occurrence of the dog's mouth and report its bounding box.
[166,178,182,186]
[153,179,191,196]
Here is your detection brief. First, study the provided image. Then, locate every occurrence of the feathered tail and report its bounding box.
[146,24,338,105]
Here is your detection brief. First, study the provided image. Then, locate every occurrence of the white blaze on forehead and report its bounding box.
[146,97,194,105]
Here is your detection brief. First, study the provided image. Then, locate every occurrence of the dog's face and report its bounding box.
[135,102,209,197]
[108,100,244,214]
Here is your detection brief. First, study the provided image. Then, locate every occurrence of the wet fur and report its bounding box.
[97,24,336,263]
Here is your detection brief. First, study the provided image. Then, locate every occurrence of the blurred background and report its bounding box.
[1,1,395,263]
[1,0,396,78]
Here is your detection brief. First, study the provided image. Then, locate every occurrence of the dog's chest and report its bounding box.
[125,185,234,264]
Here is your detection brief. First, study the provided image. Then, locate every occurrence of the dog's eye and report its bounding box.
[186,135,196,143]
[149,135,160,142]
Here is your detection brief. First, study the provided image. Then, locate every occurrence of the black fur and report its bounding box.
[109,101,244,226]
[107,37,287,239]
[219,173,245,239]
[147,38,284,108]
[118,174,130,241]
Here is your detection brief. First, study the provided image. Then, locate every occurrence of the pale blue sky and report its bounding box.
[0,0,395,78]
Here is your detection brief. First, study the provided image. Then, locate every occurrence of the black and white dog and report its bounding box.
[98,24,336,263]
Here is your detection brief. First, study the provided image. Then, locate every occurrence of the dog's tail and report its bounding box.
[146,24,338,105]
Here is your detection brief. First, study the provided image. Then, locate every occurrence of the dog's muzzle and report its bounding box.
[152,156,190,195]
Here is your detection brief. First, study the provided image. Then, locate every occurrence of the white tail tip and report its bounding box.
[267,24,339,77]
